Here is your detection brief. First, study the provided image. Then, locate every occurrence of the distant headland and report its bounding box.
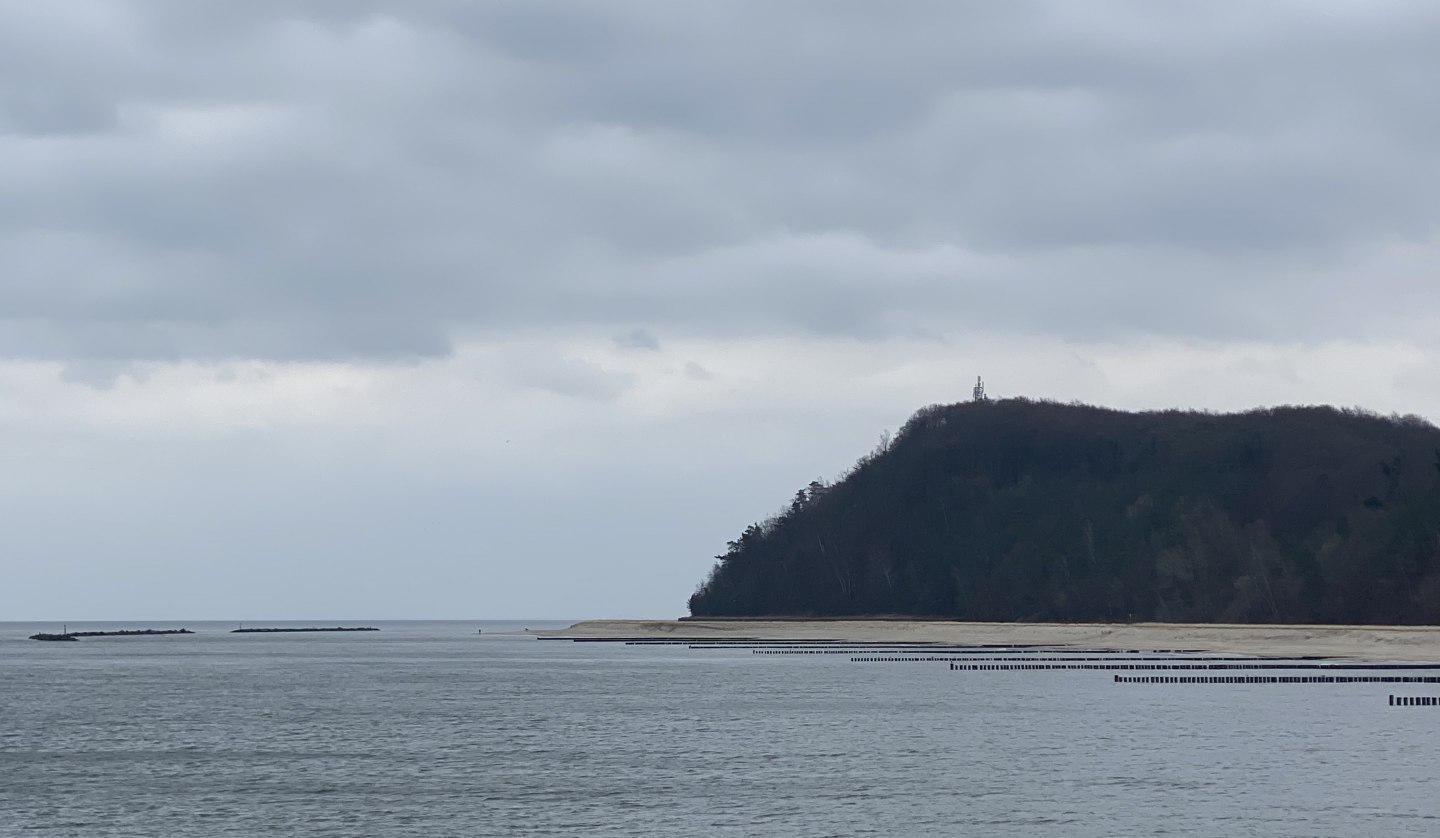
[689,398,1440,625]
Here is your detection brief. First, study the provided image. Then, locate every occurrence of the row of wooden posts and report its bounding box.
[566,637,1440,695]
[938,662,1440,671]
[1115,674,1440,684]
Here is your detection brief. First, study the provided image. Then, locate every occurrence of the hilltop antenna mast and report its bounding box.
[972,376,987,402]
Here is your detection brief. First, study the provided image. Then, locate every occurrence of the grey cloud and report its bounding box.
[2,1,1439,362]
[0,90,117,136]
[57,360,140,390]
[517,355,635,402]
[614,329,660,351]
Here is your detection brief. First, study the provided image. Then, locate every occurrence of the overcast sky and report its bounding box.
[3,1,1439,620]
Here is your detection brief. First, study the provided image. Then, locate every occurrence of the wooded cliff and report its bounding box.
[688,400,1440,624]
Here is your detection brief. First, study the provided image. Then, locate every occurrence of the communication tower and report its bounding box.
[972,376,987,402]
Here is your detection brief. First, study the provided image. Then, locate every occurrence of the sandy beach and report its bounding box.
[538,619,1440,661]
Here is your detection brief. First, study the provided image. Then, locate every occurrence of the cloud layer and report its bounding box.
[4,0,1438,366]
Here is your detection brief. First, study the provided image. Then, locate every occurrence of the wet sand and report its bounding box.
[536,619,1440,661]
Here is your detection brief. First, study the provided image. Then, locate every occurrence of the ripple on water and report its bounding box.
[2,625,1438,837]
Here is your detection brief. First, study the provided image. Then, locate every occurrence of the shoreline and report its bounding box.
[535,619,1440,661]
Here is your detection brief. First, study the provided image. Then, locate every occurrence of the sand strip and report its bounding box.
[534,619,1440,661]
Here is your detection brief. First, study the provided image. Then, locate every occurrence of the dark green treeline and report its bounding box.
[688,400,1440,624]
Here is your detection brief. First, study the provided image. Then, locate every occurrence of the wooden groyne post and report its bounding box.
[1390,695,1440,706]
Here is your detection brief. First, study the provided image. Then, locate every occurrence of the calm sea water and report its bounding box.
[3,620,1439,837]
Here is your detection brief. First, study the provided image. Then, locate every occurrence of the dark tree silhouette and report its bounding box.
[688,400,1440,625]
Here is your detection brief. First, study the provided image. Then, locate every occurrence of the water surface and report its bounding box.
[3,621,1437,836]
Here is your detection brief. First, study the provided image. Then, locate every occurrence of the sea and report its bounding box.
[3,620,1439,837]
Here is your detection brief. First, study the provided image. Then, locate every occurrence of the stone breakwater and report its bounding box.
[28,629,193,641]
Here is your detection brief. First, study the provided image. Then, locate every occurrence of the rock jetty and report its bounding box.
[28,628,193,641]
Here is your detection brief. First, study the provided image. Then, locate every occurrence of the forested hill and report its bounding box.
[688,400,1440,625]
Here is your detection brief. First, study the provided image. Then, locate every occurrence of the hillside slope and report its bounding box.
[688,400,1440,624]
